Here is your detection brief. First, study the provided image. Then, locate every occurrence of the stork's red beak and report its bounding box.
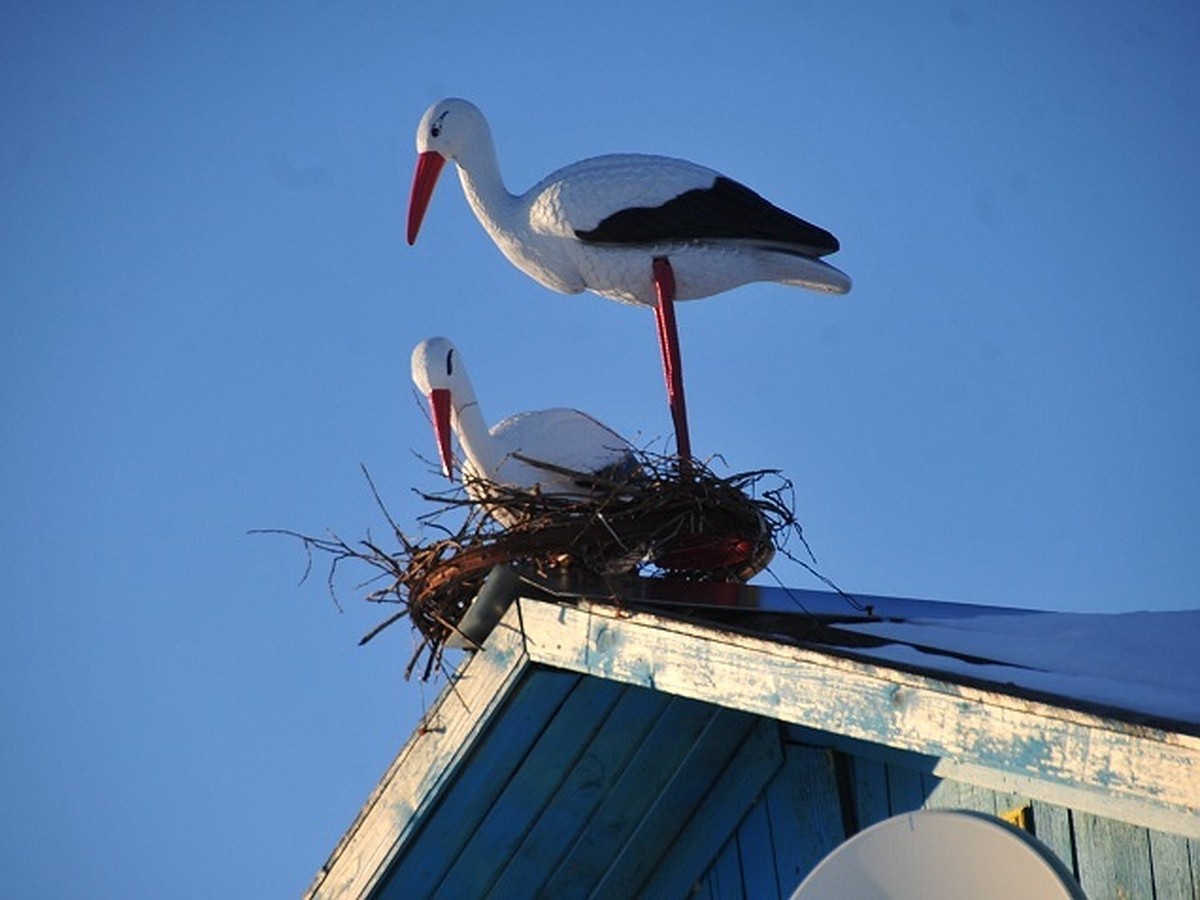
[428,388,454,478]
[407,150,446,245]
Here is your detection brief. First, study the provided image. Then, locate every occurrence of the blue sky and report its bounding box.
[2,3,1198,896]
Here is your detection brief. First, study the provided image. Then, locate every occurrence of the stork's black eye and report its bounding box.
[431,110,449,138]
[446,348,454,375]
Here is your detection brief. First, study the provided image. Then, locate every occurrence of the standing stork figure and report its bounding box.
[406,98,850,460]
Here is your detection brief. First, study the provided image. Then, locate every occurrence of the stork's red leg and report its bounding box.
[652,256,691,460]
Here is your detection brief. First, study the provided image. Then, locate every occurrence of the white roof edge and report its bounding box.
[516,596,1200,837]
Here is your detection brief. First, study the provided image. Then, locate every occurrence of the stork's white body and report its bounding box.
[410,337,635,522]
[410,101,850,304]
[406,98,851,458]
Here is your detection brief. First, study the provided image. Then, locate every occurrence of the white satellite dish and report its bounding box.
[790,809,1084,900]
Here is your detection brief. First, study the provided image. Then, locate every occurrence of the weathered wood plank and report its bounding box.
[1192,837,1200,897]
[583,707,757,900]
[306,622,533,900]
[483,683,669,899]
[1147,828,1197,900]
[637,717,785,899]
[923,775,998,816]
[514,599,1200,837]
[850,755,890,830]
[377,668,582,899]
[697,834,747,900]
[587,707,758,899]
[1029,800,1077,881]
[539,695,730,899]
[886,761,927,814]
[1073,811,1154,899]
[729,795,777,899]
[766,745,847,894]
[430,675,626,899]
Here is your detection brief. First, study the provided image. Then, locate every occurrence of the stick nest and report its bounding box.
[272,452,810,680]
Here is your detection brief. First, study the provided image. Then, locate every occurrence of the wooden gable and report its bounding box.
[306,595,1200,899]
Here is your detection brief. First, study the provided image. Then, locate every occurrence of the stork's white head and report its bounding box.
[407,98,491,245]
[410,336,467,479]
[415,98,488,159]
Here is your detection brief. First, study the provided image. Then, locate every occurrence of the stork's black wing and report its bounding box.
[575,176,839,257]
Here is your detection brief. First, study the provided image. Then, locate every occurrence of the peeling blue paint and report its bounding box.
[972,733,1055,775]
[587,621,622,679]
[627,658,657,689]
[483,642,516,671]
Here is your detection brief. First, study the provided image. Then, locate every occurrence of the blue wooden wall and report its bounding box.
[696,722,1200,900]
[366,670,1196,899]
